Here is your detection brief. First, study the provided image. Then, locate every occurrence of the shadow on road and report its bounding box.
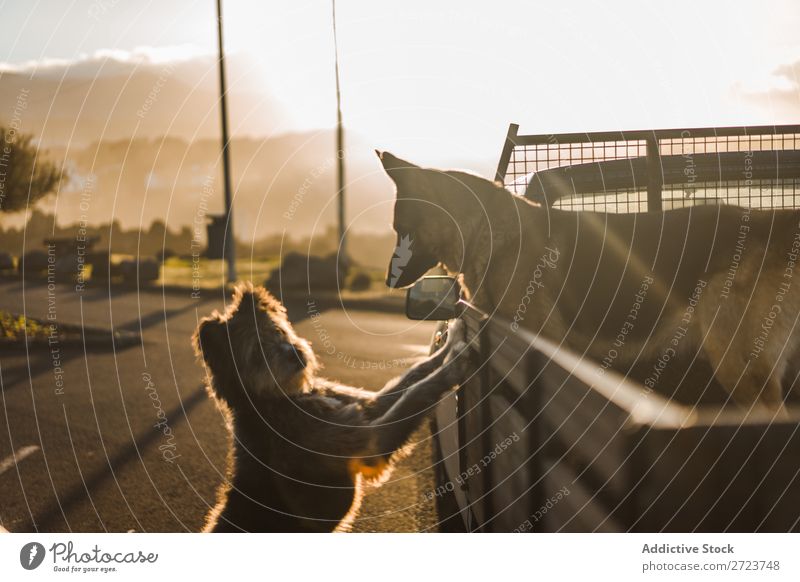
[24,387,207,532]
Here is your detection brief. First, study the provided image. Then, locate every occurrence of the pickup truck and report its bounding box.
[406,123,800,532]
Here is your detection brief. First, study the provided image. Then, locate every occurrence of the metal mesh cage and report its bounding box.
[496,125,800,213]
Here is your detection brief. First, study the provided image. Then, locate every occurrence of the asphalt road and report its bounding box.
[0,279,438,532]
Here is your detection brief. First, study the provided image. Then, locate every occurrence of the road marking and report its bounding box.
[0,445,40,476]
[0,446,39,532]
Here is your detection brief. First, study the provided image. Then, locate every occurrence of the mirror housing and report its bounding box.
[406,276,461,321]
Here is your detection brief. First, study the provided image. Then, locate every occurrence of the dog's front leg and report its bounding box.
[369,319,466,418]
[369,336,470,455]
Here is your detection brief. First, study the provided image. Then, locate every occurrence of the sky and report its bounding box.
[1,0,798,165]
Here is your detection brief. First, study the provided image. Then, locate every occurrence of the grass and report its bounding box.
[158,256,388,293]
[0,309,138,347]
[158,256,278,288]
[0,310,52,341]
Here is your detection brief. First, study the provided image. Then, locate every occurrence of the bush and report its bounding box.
[120,258,160,283]
[266,252,346,293]
[0,252,14,273]
[0,127,63,213]
[347,270,372,291]
[19,250,48,277]
[158,248,176,263]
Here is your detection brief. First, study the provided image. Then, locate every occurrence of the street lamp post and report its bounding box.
[216,0,236,283]
[332,0,347,262]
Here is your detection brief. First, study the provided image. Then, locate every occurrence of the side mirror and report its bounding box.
[406,276,461,321]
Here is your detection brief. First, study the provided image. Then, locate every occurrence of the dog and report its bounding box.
[193,283,469,532]
[378,150,800,413]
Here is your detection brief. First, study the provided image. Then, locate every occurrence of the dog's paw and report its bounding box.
[444,318,466,349]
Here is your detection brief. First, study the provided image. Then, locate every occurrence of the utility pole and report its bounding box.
[332,0,347,262]
[216,0,236,283]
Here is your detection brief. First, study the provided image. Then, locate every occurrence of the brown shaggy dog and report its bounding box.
[378,150,800,414]
[193,283,468,532]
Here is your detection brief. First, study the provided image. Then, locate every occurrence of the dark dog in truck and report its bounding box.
[193,283,469,531]
[378,150,800,415]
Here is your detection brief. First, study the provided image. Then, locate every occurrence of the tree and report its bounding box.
[0,127,63,213]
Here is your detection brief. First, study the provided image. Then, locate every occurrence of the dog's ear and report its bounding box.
[376,150,417,171]
[193,315,228,368]
[194,316,238,403]
[376,151,421,185]
[234,282,285,316]
[234,284,262,321]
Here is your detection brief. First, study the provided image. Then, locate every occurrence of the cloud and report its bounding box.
[738,58,800,119]
[0,44,211,75]
[0,42,286,146]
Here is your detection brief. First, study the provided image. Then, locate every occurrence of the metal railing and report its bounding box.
[495,124,800,213]
[456,302,800,532]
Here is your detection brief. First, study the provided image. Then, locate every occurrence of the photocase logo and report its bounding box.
[389,234,414,287]
[19,542,46,570]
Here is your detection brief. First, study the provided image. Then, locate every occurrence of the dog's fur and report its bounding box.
[378,151,800,413]
[193,283,468,532]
